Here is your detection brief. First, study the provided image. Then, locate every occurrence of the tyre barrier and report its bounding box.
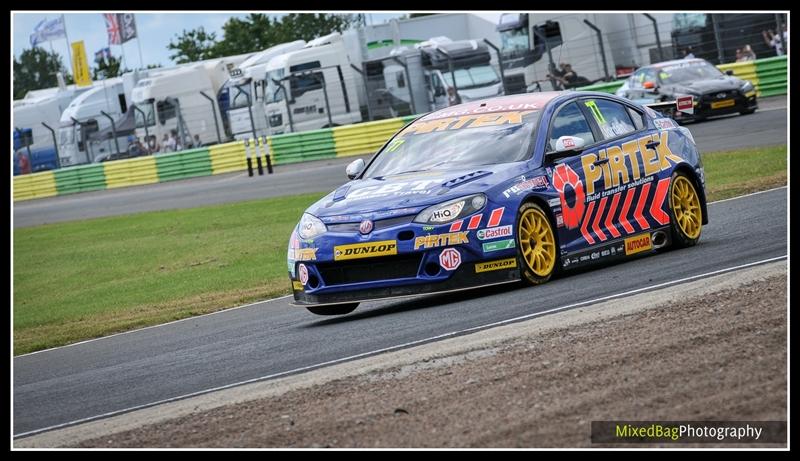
[13,115,420,202]
[576,55,787,97]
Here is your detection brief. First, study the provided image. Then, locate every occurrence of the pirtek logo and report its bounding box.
[414,231,469,250]
[580,131,684,195]
[334,240,398,261]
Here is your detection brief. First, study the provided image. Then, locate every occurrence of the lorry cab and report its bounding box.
[263,32,362,135]
[58,78,128,165]
[221,40,306,140]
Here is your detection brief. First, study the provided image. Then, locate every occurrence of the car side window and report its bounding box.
[643,68,657,86]
[630,69,645,88]
[627,106,646,130]
[548,102,596,150]
[583,99,637,140]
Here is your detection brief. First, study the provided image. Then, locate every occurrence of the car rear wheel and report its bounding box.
[517,202,557,285]
[669,171,703,248]
[306,303,359,316]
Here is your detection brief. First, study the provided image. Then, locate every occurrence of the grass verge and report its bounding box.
[13,145,786,354]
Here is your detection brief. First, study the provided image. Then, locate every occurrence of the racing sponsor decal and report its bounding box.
[548,197,561,207]
[294,248,318,261]
[624,233,653,255]
[334,240,398,261]
[556,213,564,228]
[553,131,680,244]
[298,264,309,285]
[561,241,626,268]
[345,180,439,201]
[580,131,683,196]
[414,231,470,250]
[502,176,549,198]
[475,258,517,273]
[677,95,694,114]
[477,225,513,240]
[292,280,303,291]
[653,118,676,130]
[402,110,536,136]
[439,248,462,271]
[420,104,539,120]
[482,239,516,253]
[552,163,585,229]
[422,226,435,231]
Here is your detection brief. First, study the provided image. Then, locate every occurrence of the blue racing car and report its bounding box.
[287,91,708,315]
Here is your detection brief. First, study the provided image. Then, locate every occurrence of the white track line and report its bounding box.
[14,186,788,358]
[13,255,788,439]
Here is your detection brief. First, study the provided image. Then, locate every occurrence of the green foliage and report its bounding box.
[167,27,221,64]
[92,55,130,80]
[13,48,70,99]
[166,13,361,64]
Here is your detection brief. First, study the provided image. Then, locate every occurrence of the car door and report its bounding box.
[576,96,670,249]
[544,100,603,256]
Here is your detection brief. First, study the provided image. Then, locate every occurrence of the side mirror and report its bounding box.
[725,69,734,76]
[346,158,365,180]
[545,136,586,162]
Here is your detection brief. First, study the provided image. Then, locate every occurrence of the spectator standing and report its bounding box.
[740,44,757,61]
[193,134,202,148]
[146,135,160,154]
[162,133,174,153]
[763,29,785,56]
[16,150,31,175]
[171,129,183,152]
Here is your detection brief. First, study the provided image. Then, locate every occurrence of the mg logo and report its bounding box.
[359,220,373,234]
[439,248,462,271]
[716,92,727,99]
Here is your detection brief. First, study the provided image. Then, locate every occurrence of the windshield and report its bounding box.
[442,65,501,90]
[134,102,156,128]
[265,68,286,104]
[672,13,707,31]
[500,28,530,53]
[658,61,723,85]
[58,126,74,145]
[229,82,253,110]
[363,109,539,178]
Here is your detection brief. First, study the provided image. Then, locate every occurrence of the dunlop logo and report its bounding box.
[334,240,398,261]
[475,258,517,273]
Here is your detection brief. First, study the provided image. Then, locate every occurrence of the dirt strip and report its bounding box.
[19,261,787,448]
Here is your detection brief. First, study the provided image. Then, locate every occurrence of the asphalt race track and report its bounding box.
[13,96,787,228]
[13,187,787,437]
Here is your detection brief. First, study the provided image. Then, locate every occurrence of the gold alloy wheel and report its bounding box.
[671,175,703,240]
[519,207,556,277]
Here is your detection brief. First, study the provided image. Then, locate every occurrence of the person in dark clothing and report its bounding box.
[547,63,590,89]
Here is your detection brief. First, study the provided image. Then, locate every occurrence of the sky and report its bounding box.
[12,12,425,70]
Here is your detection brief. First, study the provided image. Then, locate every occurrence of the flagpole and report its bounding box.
[62,14,74,79]
[135,13,144,69]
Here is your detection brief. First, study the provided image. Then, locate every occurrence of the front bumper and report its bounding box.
[674,90,758,122]
[291,259,520,306]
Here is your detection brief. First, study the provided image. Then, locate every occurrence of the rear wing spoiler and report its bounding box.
[644,96,694,117]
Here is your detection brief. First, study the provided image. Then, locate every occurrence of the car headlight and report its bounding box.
[740,81,754,93]
[413,194,487,225]
[298,213,327,239]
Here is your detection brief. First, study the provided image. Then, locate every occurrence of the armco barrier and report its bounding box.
[155,147,213,182]
[54,163,106,195]
[270,129,337,165]
[577,56,786,96]
[102,156,159,189]
[755,56,788,97]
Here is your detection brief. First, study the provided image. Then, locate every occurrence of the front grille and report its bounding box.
[317,253,423,286]
[327,215,414,233]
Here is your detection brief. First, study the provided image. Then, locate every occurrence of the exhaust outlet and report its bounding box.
[651,231,668,249]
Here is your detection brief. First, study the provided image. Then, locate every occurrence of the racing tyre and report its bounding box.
[306,303,359,316]
[516,202,558,285]
[668,171,703,248]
